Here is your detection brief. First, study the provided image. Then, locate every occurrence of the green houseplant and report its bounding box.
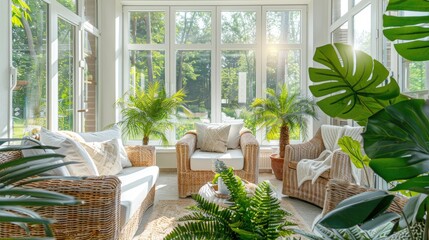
[251,83,317,180]
[299,0,429,237]
[165,160,295,240]
[116,81,186,145]
[0,138,81,238]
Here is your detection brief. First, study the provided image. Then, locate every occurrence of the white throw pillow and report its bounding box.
[195,122,243,149]
[75,125,132,168]
[80,139,123,175]
[39,128,99,176]
[21,138,71,176]
[199,124,231,153]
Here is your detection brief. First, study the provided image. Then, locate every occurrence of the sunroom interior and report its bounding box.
[0,0,425,239]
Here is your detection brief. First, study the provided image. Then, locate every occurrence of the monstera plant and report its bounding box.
[302,1,429,238]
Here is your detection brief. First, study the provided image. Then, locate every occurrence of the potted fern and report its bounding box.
[251,83,317,180]
[116,81,186,145]
[165,160,295,239]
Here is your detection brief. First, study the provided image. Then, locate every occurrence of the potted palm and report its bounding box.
[116,81,186,145]
[251,84,317,180]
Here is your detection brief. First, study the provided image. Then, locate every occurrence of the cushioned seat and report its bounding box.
[190,149,244,171]
[117,166,159,227]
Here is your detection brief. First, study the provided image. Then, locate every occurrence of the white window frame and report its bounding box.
[123,4,309,146]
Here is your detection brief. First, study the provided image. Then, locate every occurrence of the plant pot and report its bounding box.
[270,153,284,180]
[217,177,230,195]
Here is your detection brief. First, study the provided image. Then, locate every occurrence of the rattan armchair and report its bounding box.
[282,129,357,207]
[322,179,408,216]
[0,145,156,240]
[176,130,259,198]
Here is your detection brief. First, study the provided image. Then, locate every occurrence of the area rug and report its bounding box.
[136,198,311,239]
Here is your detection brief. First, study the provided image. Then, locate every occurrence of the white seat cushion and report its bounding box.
[117,166,159,227]
[190,149,244,171]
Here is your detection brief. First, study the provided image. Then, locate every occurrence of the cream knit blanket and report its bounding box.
[296,125,363,187]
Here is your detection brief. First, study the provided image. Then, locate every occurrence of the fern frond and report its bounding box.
[165,221,235,240]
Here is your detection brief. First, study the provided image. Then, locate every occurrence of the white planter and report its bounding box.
[217,177,230,195]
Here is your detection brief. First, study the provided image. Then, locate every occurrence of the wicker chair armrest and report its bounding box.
[16,176,122,238]
[329,151,354,182]
[240,132,259,172]
[176,132,197,172]
[125,145,156,167]
[322,179,408,216]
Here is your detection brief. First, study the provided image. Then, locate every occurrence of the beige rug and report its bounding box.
[136,198,311,239]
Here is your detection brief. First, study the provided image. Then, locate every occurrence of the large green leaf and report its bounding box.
[383,0,429,61]
[309,43,401,125]
[319,191,394,229]
[391,176,429,194]
[365,99,429,182]
[398,194,427,228]
[338,136,370,169]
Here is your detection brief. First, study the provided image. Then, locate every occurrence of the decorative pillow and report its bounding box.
[196,122,243,149]
[74,125,132,168]
[21,138,71,176]
[80,139,123,175]
[200,124,231,153]
[39,128,99,176]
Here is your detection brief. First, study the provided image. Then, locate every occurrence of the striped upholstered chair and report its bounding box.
[281,128,358,207]
[176,129,259,198]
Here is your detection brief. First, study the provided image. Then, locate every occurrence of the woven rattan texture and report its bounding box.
[176,132,259,198]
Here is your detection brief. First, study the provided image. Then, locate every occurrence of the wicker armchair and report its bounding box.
[322,179,408,216]
[176,130,259,198]
[0,145,156,240]
[282,129,357,207]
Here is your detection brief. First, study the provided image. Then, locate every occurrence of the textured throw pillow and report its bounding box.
[80,139,123,176]
[39,128,99,176]
[196,122,243,149]
[21,138,71,176]
[75,125,132,168]
[200,124,231,153]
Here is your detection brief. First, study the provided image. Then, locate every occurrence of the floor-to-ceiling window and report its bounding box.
[10,0,100,136]
[123,5,307,145]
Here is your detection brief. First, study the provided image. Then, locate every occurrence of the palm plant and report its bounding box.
[165,165,295,240]
[0,138,81,238]
[251,83,317,179]
[116,81,186,145]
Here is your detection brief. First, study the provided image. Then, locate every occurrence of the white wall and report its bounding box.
[0,1,11,138]
[308,0,330,134]
[99,0,123,129]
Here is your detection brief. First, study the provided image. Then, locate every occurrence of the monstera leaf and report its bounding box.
[383,0,429,61]
[365,99,429,190]
[309,43,403,125]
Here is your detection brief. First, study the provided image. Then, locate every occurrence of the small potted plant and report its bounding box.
[251,84,317,180]
[116,81,186,145]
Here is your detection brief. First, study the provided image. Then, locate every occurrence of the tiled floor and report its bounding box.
[154,171,322,227]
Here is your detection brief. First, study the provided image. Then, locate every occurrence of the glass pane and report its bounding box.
[129,11,165,44]
[221,50,256,131]
[266,10,301,44]
[332,0,348,22]
[353,5,371,54]
[58,18,75,131]
[57,0,77,14]
[354,0,362,5]
[84,0,97,27]
[404,60,428,92]
[83,32,98,132]
[221,11,256,44]
[175,50,211,139]
[12,1,48,137]
[129,50,166,90]
[175,11,212,44]
[332,22,348,43]
[267,49,301,95]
